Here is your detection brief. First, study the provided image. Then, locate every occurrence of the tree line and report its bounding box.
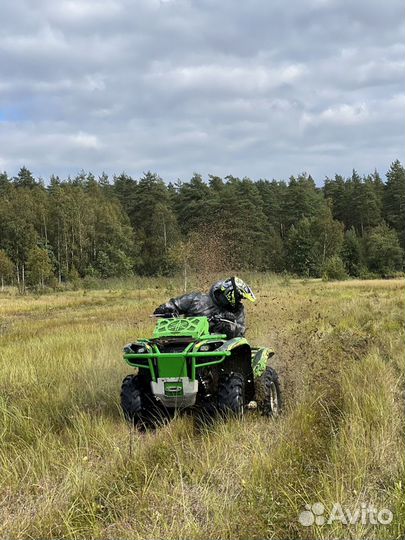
[0,160,404,290]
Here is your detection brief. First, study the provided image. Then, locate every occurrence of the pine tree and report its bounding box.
[323,174,350,225]
[217,177,271,270]
[384,160,405,248]
[127,172,180,274]
[13,166,38,189]
[341,228,363,276]
[283,173,324,229]
[0,172,11,196]
[256,179,288,237]
[285,218,316,276]
[175,173,216,234]
[365,223,403,276]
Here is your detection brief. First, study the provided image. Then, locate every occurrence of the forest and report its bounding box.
[0,160,404,290]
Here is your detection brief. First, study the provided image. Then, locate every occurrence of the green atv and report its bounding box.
[120,315,282,427]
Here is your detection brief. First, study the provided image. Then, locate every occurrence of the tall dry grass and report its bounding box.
[0,276,404,539]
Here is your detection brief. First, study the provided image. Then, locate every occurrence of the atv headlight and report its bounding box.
[199,342,223,352]
[123,343,147,354]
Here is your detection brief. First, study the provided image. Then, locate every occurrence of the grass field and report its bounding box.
[0,276,404,539]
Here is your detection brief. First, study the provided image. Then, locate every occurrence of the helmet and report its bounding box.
[220,276,256,307]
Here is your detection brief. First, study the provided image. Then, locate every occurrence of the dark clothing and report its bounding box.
[156,280,246,338]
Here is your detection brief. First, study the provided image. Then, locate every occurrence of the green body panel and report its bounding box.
[217,336,249,351]
[252,347,275,377]
[153,316,210,339]
[155,341,189,378]
[158,356,188,378]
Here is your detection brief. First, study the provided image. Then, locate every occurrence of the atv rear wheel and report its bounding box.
[255,366,282,417]
[217,372,244,417]
[120,374,170,428]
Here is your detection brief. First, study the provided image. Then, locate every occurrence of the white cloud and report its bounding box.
[46,0,123,21]
[0,25,67,55]
[70,132,100,149]
[302,103,370,127]
[146,62,306,94]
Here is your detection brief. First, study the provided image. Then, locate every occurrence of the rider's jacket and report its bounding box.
[157,279,246,338]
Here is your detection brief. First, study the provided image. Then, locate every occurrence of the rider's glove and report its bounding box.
[222,311,236,322]
[209,314,237,337]
[153,304,178,318]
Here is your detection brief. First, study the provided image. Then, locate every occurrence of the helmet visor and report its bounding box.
[240,287,256,302]
[234,277,256,303]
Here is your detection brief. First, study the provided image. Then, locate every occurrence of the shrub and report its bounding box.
[322,256,348,281]
[358,267,380,280]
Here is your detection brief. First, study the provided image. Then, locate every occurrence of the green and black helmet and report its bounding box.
[220,276,256,307]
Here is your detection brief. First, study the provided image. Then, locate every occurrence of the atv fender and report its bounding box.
[216,337,249,351]
[216,337,254,402]
[252,348,275,378]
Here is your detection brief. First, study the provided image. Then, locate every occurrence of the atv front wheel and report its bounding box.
[255,366,282,417]
[217,372,244,417]
[120,374,170,428]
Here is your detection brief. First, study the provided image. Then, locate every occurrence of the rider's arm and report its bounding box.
[210,308,246,338]
[154,292,198,316]
[233,307,246,336]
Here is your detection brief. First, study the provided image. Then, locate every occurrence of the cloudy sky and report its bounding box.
[0,0,403,183]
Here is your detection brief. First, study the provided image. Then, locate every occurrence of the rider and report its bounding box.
[153,276,256,338]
